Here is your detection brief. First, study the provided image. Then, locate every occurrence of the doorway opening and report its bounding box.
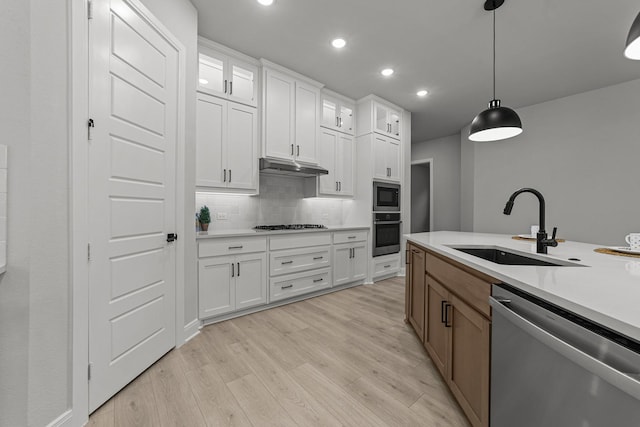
[411,159,434,233]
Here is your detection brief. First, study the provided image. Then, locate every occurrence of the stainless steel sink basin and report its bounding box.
[448,246,583,267]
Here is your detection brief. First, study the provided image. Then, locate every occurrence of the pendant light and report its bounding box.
[469,0,522,142]
[625,11,640,60]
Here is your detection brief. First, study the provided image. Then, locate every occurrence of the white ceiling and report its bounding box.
[191,0,640,143]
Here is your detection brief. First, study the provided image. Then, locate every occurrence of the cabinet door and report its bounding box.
[373,135,390,180]
[264,69,295,160]
[198,52,226,98]
[336,133,354,195]
[424,277,448,377]
[339,103,355,135]
[448,294,490,427]
[235,253,267,311]
[226,102,257,190]
[351,243,367,282]
[196,94,226,188]
[408,247,426,340]
[374,102,389,135]
[388,108,401,140]
[228,58,258,107]
[387,139,400,182]
[198,256,235,318]
[333,245,352,287]
[294,81,320,164]
[317,128,338,195]
[321,96,339,130]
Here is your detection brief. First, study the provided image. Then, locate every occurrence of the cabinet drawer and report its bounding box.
[269,232,331,250]
[333,230,368,244]
[270,268,331,302]
[425,251,494,318]
[373,254,401,276]
[270,246,331,276]
[199,237,266,258]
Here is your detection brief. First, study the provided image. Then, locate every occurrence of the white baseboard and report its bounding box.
[46,409,72,427]
[183,318,201,344]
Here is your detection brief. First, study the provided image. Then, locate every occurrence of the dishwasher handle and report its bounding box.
[489,296,640,400]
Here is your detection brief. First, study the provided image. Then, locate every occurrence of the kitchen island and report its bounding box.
[404,231,640,427]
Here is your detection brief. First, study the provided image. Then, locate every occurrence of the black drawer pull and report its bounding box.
[281,260,294,265]
[348,236,357,239]
[313,278,324,283]
[384,264,391,268]
[281,284,293,289]
[313,256,324,260]
[228,245,243,250]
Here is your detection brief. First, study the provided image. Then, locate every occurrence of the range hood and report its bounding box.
[259,158,328,177]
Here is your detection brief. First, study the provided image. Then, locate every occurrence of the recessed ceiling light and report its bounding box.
[257,0,274,5]
[199,78,209,85]
[381,68,394,77]
[417,90,428,97]
[332,38,346,49]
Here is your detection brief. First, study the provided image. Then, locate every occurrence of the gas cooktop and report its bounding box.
[253,224,328,231]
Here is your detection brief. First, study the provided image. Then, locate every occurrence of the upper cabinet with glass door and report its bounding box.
[198,38,259,108]
[321,89,355,135]
[356,95,402,140]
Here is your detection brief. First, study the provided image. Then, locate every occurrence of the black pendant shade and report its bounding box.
[625,11,640,60]
[469,0,522,142]
[469,99,522,142]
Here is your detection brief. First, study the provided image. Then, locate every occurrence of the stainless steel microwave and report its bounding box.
[373,181,400,211]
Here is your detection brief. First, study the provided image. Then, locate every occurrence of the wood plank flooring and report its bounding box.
[89,277,470,427]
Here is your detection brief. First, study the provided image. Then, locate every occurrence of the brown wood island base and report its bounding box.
[406,242,497,427]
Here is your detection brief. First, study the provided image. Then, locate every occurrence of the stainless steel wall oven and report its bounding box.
[372,212,402,257]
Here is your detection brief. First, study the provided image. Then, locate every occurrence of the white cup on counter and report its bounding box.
[530,225,539,237]
[625,233,640,250]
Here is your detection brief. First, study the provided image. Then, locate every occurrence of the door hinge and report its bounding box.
[87,0,93,19]
[87,243,91,261]
[88,118,95,140]
[88,363,92,380]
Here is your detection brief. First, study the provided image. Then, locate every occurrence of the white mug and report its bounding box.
[625,233,640,249]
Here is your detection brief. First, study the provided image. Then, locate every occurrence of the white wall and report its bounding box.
[464,78,640,245]
[411,134,461,231]
[0,1,31,425]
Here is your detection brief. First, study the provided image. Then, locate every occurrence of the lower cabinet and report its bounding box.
[406,242,493,427]
[270,267,331,302]
[333,243,367,286]
[198,252,267,318]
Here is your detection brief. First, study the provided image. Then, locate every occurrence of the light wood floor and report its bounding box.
[89,277,470,427]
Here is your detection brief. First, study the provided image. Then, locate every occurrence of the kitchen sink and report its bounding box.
[448,246,583,267]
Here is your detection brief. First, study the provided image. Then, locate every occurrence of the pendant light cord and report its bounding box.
[493,6,496,100]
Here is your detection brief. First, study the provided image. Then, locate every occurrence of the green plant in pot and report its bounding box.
[198,205,211,232]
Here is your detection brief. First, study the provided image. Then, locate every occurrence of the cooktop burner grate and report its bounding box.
[253,224,328,231]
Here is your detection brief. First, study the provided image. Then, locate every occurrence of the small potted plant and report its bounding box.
[198,205,211,232]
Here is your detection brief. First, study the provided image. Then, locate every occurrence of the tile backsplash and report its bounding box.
[196,175,349,230]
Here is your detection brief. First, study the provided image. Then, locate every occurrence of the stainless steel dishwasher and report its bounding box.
[490,284,640,427]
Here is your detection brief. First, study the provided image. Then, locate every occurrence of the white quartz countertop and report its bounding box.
[197,226,370,239]
[405,231,640,342]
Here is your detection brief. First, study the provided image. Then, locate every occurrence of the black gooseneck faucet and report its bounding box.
[503,188,558,254]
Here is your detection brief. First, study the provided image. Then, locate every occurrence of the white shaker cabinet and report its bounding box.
[372,134,400,182]
[196,93,258,193]
[318,128,354,196]
[357,96,402,141]
[198,44,258,107]
[262,62,321,165]
[321,91,355,136]
[333,231,368,287]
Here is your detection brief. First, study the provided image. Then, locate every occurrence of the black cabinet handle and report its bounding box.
[231,263,234,278]
[223,169,227,182]
[282,284,293,289]
[237,262,240,276]
[228,169,231,183]
[313,278,324,283]
[297,145,300,156]
[224,79,228,94]
[281,260,294,265]
[441,300,447,323]
[291,144,294,155]
[229,81,233,95]
[405,249,410,264]
[444,303,452,328]
[313,256,324,260]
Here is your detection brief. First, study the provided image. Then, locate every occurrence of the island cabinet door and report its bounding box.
[408,246,426,340]
[424,277,449,378]
[448,294,490,427]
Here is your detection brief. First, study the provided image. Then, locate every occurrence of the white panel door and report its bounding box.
[388,139,401,182]
[196,93,225,187]
[337,134,354,196]
[318,128,337,195]
[333,245,352,287]
[294,81,319,164]
[351,243,368,282]
[226,102,257,190]
[89,0,177,412]
[228,58,258,107]
[373,135,389,180]
[264,69,295,159]
[198,257,234,318]
[235,253,267,311]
